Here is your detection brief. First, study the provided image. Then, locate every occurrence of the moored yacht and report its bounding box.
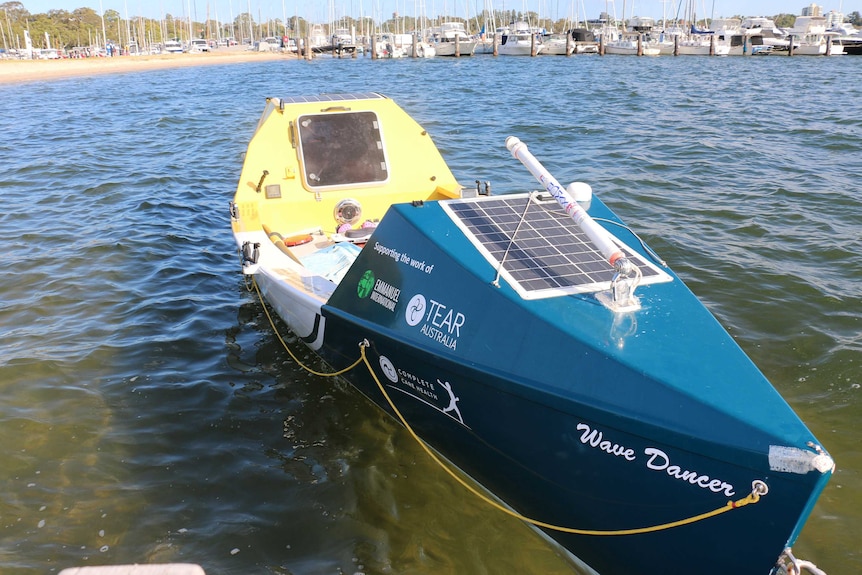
[541,32,574,55]
[497,21,544,55]
[712,18,746,55]
[677,25,731,55]
[788,15,844,55]
[431,22,478,56]
[603,30,660,56]
[369,33,409,58]
[831,22,862,54]
[741,17,790,52]
[571,28,600,53]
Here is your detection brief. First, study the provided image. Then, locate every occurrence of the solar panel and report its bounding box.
[442,193,672,300]
[280,93,385,104]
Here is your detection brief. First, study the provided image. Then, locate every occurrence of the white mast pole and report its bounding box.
[506,136,642,309]
[99,0,107,49]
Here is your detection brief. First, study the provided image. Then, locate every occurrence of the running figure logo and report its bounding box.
[438,379,463,424]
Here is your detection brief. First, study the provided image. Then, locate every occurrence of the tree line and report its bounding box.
[1,1,314,51]
[2,1,859,53]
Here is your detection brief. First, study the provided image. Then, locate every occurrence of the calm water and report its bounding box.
[1,54,860,574]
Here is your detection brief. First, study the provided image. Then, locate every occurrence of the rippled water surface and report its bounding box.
[1,54,860,574]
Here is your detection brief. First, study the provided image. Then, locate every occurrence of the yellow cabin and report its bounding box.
[231,92,462,247]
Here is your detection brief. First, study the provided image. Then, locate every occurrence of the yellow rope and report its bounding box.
[250,277,362,377]
[246,271,762,536]
[357,342,763,536]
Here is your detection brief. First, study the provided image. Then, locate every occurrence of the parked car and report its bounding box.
[189,39,209,52]
[163,40,183,53]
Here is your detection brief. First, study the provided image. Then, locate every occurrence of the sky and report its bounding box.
[12,0,862,25]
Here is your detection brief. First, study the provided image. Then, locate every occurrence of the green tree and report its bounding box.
[1,1,27,21]
[234,12,256,41]
[103,7,120,41]
[773,13,796,28]
[68,7,105,47]
[2,1,29,49]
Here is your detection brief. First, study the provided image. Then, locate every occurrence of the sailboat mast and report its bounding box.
[246,0,253,43]
[187,0,193,40]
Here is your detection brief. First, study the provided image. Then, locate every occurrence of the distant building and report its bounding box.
[801,4,822,17]
[824,10,844,27]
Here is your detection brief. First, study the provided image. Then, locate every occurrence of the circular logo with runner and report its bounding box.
[357,270,375,298]
[405,294,426,326]
[379,355,399,383]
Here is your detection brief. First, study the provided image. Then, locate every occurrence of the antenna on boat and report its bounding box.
[506,136,642,312]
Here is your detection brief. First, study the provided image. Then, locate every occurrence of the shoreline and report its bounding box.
[0,48,293,85]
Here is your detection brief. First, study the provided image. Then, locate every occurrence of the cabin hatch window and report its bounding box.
[297,111,389,189]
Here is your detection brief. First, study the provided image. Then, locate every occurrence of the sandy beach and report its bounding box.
[0,48,293,85]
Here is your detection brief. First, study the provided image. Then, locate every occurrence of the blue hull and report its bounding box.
[313,197,832,575]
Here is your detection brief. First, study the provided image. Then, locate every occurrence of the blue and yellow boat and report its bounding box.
[229,93,833,575]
